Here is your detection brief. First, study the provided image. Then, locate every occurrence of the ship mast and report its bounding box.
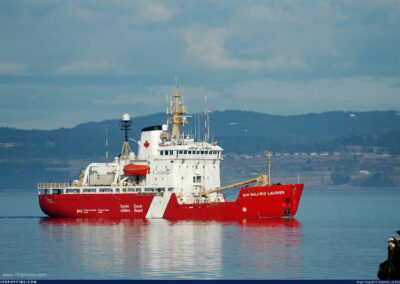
[168,88,187,140]
[120,113,132,162]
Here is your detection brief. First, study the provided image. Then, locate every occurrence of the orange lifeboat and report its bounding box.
[123,163,149,176]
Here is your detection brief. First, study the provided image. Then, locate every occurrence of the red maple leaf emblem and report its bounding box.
[144,140,150,148]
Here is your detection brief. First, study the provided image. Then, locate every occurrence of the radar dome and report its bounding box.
[122,113,131,121]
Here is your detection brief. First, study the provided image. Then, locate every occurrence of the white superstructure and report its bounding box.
[39,88,224,204]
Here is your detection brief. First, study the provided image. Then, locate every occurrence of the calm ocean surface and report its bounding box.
[0,187,398,280]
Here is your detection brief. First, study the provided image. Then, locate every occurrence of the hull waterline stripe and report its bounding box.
[145,192,173,218]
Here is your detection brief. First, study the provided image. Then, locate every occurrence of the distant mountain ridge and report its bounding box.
[1,110,400,159]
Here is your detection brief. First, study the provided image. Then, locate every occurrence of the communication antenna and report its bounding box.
[195,113,198,141]
[175,75,179,89]
[198,113,201,141]
[206,96,210,142]
[166,94,169,127]
[105,121,109,165]
[204,96,210,142]
[267,149,272,185]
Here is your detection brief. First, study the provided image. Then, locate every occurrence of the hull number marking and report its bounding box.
[76,209,110,214]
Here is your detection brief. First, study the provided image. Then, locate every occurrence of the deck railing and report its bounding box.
[38,182,71,189]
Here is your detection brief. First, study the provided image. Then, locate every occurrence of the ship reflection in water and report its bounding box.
[39,218,302,279]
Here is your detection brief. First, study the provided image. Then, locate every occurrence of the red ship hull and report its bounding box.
[39,184,303,219]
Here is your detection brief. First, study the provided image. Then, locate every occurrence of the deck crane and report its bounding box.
[197,174,269,197]
[197,150,273,197]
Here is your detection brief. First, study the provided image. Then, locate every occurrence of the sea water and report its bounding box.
[0,188,398,280]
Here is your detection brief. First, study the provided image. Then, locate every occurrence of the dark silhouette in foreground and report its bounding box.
[378,232,400,280]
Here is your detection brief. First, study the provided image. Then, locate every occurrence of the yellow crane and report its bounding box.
[197,174,269,197]
[197,150,273,197]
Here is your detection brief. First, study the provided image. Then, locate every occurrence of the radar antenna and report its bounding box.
[120,113,132,161]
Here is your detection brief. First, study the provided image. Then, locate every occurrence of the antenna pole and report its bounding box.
[105,121,109,165]
[204,96,208,142]
[204,96,210,142]
[267,150,272,185]
[198,114,200,142]
[194,113,197,141]
[206,96,210,142]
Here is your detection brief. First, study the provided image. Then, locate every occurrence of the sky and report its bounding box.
[0,0,399,129]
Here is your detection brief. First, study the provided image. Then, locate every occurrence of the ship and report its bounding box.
[38,87,303,219]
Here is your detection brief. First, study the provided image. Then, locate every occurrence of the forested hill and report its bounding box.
[1,110,400,158]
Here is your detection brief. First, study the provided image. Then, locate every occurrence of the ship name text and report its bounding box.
[242,191,285,198]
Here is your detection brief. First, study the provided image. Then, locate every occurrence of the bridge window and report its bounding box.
[83,188,96,193]
[184,150,187,154]
[193,176,202,183]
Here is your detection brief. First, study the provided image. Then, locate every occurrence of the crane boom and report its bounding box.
[197,174,269,197]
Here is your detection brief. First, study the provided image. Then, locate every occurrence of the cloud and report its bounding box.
[224,77,400,114]
[70,1,179,26]
[57,59,116,74]
[182,1,400,77]
[1,76,399,129]
[184,26,305,72]
[74,8,105,22]
[233,4,304,25]
[2,1,398,78]
[0,62,25,75]
[182,3,316,73]
[127,2,179,25]
[1,1,400,129]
